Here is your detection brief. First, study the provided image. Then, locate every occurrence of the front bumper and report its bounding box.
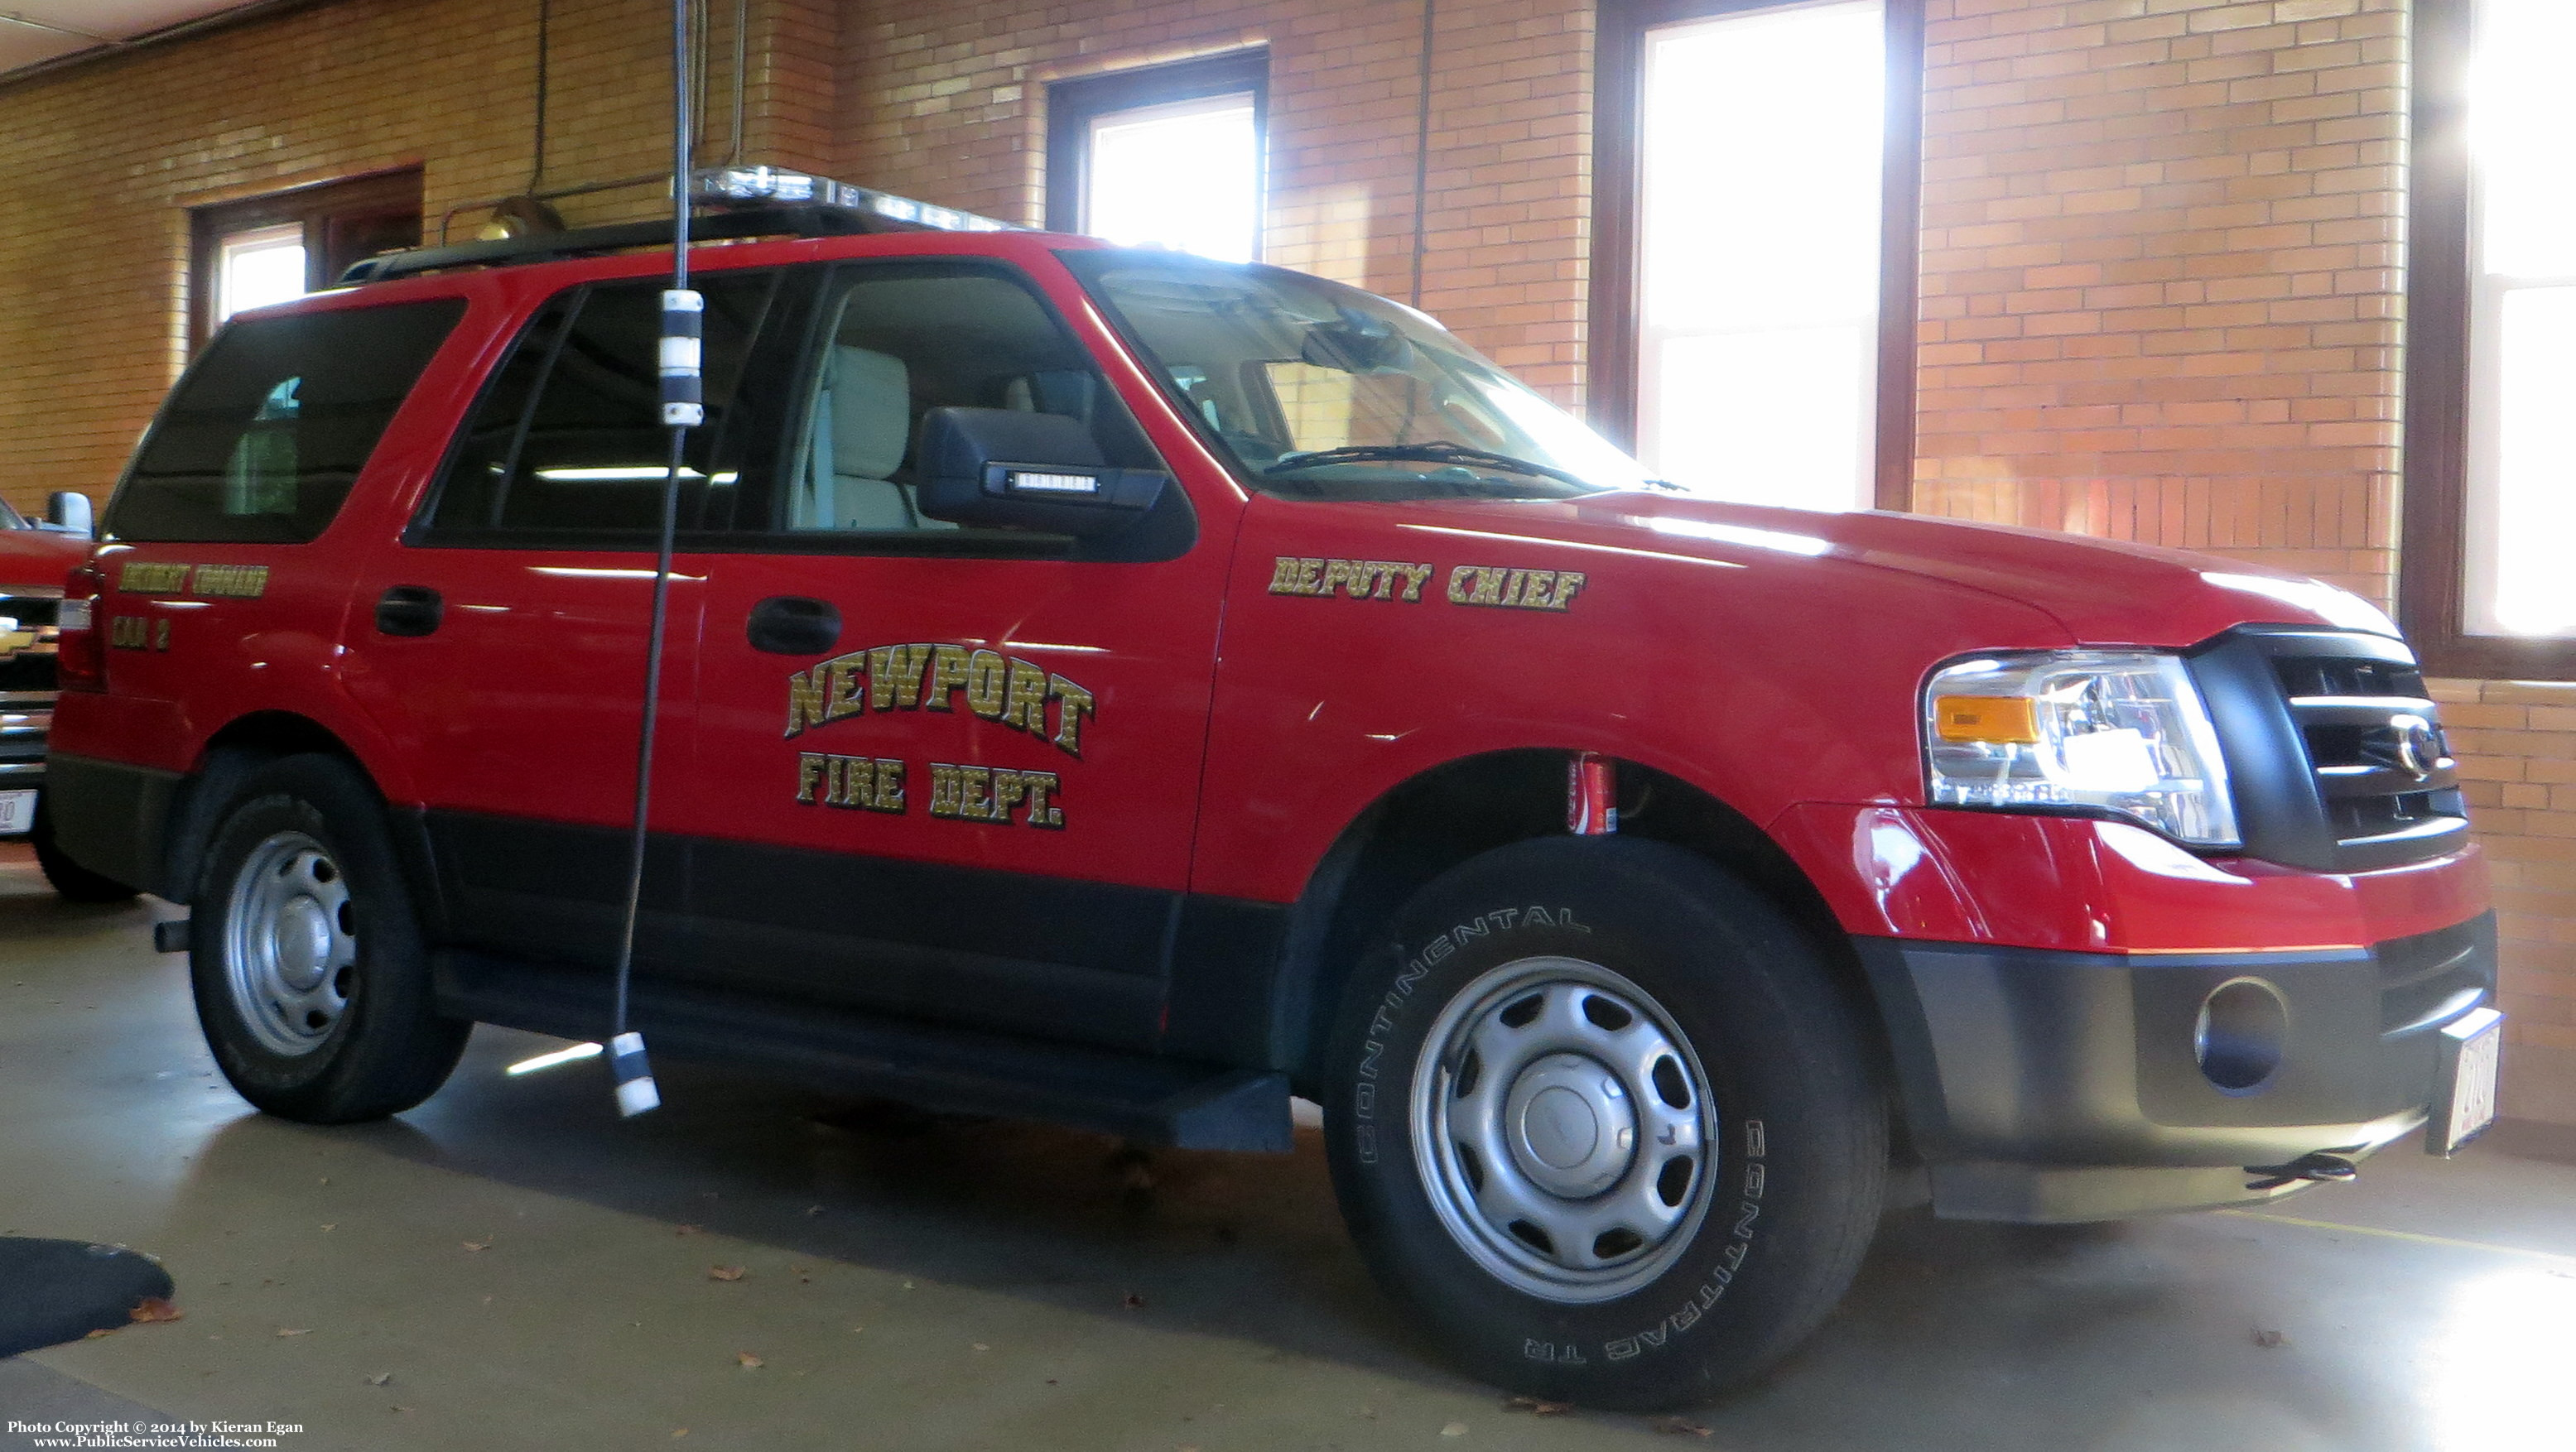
[0,699,50,835]
[1855,911,2497,1221]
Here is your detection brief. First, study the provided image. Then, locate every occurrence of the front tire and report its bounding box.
[190,755,467,1123]
[1322,837,1885,1410]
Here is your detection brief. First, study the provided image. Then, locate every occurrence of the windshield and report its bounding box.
[1062,250,1649,501]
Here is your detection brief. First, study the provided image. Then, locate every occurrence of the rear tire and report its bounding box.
[190,755,467,1123]
[32,801,138,902]
[1322,836,1885,1410]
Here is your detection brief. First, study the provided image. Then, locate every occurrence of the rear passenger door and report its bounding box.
[667,258,1230,1052]
[341,268,790,969]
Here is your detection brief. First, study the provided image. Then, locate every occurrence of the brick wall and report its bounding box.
[1912,0,2408,606]
[2432,678,2576,1122]
[0,0,822,510]
[835,0,1596,401]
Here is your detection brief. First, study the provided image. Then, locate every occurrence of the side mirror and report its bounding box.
[914,407,1168,537]
[42,492,94,539]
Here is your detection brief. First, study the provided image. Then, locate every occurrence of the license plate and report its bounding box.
[2428,1006,2505,1156]
[0,788,34,836]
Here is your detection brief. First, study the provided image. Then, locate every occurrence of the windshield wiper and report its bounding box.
[1264,440,1593,490]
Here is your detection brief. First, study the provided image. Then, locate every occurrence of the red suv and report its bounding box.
[47,182,2501,1409]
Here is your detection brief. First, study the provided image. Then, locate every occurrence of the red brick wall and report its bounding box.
[835,0,1596,402]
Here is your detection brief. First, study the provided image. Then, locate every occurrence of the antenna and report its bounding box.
[603,0,703,1119]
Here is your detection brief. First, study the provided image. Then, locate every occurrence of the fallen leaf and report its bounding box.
[1442,1424,1468,1439]
[1123,1291,1147,1310]
[736,1352,763,1369]
[1503,1396,1571,1416]
[277,1328,312,1338]
[320,1224,336,1233]
[319,1177,329,1185]
[709,1265,746,1282]
[850,1326,865,1334]
[391,1406,412,1414]
[463,1237,494,1252]
[675,1224,702,1237]
[972,1343,990,1352]
[672,1430,688,1439]
[129,1298,184,1325]
[84,1328,117,1339]
[2252,1329,2290,1348]
[1650,1416,1712,1437]
[805,1205,824,1217]
[366,1373,392,1387]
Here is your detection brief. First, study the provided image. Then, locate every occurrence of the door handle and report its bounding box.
[747,595,842,656]
[375,585,444,637]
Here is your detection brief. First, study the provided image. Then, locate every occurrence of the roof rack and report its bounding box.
[340,168,1028,286]
[339,204,883,285]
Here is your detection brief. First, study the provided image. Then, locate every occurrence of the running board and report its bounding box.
[433,950,1293,1153]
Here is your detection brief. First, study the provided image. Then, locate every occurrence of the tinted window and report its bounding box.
[109,299,464,542]
[423,273,775,539]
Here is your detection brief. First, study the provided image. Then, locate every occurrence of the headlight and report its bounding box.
[1923,650,2239,848]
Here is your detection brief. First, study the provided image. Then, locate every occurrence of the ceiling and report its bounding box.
[1,3,274,80]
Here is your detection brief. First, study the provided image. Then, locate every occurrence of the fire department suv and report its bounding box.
[51,175,2503,1408]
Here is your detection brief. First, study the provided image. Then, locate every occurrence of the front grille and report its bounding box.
[0,596,60,695]
[2189,628,2471,873]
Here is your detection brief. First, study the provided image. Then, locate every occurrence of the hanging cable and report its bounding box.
[1408,0,1437,308]
[527,0,551,194]
[605,0,703,1120]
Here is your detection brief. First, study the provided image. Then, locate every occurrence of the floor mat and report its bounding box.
[0,1238,174,1359]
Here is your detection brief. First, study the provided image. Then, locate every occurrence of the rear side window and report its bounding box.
[421,272,776,541]
[109,299,465,543]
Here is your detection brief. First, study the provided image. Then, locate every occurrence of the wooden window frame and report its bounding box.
[2399,0,2576,680]
[1590,0,1924,509]
[1043,50,1269,257]
[190,169,424,350]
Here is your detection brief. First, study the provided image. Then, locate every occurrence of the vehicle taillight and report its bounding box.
[57,561,105,692]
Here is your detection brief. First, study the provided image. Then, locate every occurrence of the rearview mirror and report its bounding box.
[41,492,93,539]
[914,408,1168,538]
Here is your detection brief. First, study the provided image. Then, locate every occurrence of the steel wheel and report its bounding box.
[1409,954,1717,1303]
[222,830,358,1057]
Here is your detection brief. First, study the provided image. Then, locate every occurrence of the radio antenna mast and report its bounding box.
[604,0,704,1118]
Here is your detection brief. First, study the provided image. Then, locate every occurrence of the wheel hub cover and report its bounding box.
[270,898,332,991]
[1505,1052,1636,1197]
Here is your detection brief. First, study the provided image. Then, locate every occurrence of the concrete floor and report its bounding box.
[2,849,2572,1452]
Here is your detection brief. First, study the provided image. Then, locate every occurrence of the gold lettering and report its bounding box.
[873,757,907,814]
[823,651,868,722]
[1548,571,1586,610]
[992,769,1030,822]
[1268,556,1307,594]
[1023,771,1063,828]
[870,644,931,709]
[1002,657,1050,733]
[958,765,994,822]
[924,645,972,711]
[1469,568,1505,606]
[1292,557,1325,595]
[797,752,826,803]
[1500,569,1529,606]
[1048,677,1096,757]
[965,649,1009,719]
[1319,560,1356,598]
[118,561,193,594]
[1446,565,1475,603]
[1523,570,1556,608]
[927,762,962,818]
[190,564,269,599]
[1396,563,1434,602]
[786,673,829,738]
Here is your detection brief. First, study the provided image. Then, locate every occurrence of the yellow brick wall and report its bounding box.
[835,0,1596,402]
[1912,0,2408,606]
[2432,678,2576,1123]
[0,0,820,512]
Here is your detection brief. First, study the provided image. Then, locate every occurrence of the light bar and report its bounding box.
[687,166,1023,234]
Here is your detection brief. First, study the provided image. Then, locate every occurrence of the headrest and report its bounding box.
[830,346,909,481]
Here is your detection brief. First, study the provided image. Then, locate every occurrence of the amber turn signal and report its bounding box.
[1933,695,2041,744]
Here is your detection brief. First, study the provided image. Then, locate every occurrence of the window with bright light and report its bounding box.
[2463,0,2576,640]
[1635,0,1886,510]
[214,224,308,325]
[1048,52,1266,265]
